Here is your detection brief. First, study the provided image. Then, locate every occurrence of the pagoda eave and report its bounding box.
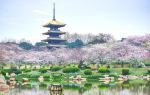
[43,25,66,28]
[42,38,66,42]
[42,31,66,35]
[47,44,66,48]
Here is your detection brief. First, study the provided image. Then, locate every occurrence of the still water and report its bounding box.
[4,80,150,95]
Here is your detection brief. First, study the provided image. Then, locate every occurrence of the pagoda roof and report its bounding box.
[42,38,66,42]
[43,30,66,35]
[43,19,66,27]
[47,44,66,47]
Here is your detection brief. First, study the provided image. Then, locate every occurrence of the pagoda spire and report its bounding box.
[53,2,56,20]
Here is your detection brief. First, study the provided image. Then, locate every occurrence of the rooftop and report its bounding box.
[43,19,66,27]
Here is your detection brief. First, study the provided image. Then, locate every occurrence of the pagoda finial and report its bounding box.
[53,2,56,20]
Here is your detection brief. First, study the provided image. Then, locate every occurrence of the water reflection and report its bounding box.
[2,80,150,95]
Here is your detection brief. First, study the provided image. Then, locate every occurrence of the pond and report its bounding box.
[2,80,150,95]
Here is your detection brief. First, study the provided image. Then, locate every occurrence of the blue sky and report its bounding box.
[0,0,150,43]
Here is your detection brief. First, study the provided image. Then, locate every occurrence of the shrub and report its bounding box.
[43,73,50,78]
[98,67,109,73]
[84,69,92,75]
[84,83,92,90]
[145,62,150,66]
[50,65,61,71]
[39,69,47,73]
[22,69,31,73]
[15,74,30,80]
[122,68,129,75]
[84,75,103,80]
[27,71,41,78]
[1,69,21,75]
[147,70,150,74]
[63,67,79,73]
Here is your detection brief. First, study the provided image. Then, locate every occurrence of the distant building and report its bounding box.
[42,3,66,48]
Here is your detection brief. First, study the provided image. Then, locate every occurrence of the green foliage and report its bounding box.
[122,68,130,75]
[39,69,48,73]
[1,68,21,75]
[83,75,103,80]
[51,73,63,81]
[84,69,92,75]
[43,73,50,78]
[15,74,30,81]
[22,69,31,73]
[35,42,47,47]
[50,65,61,71]
[84,83,92,90]
[63,66,80,73]
[147,70,150,74]
[98,67,110,73]
[98,83,109,90]
[27,71,41,78]
[144,62,150,66]
[63,84,80,90]
[19,42,33,50]
[66,39,84,48]
[39,83,47,89]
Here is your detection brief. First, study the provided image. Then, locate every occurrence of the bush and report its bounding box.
[145,62,150,66]
[27,71,41,78]
[50,65,61,71]
[39,69,47,73]
[1,69,21,75]
[43,73,50,78]
[15,74,30,80]
[147,70,150,74]
[98,67,109,73]
[63,67,79,73]
[84,69,92,75]
[83,75,103,80]
[84,83,92,90]
[122,68,129,75]
[22,69,31,73]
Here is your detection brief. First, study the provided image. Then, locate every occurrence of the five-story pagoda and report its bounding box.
[42,3,66,48]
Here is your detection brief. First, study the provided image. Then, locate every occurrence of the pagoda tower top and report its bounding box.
[43,3,66,28]
[53,3,55,20]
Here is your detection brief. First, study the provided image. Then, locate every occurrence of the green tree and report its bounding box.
[35,42,47,47]
[19,42,33,50]
[66,39,84,48]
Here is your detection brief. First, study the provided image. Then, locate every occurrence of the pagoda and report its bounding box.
[42,3,66,48]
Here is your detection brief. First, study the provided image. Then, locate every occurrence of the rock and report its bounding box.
[22,78,29,82]
[128,75,138,80]
[0,76,9,92]
[0,84,9,92]
[9,78,15,81]
[38,76,44,82]
[10,73,16,77]
[0,78,5,84]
